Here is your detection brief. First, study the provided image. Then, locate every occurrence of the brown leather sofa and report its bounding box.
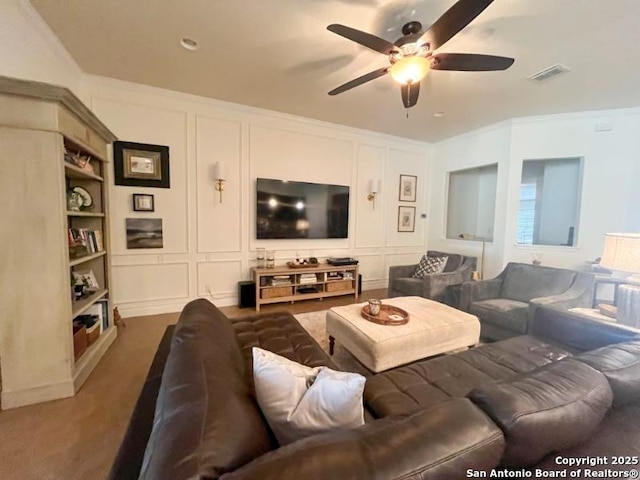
[109,300,640,480]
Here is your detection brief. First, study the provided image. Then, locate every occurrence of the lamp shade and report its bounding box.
[390,56,430,85]
[213,161,226,180]
[600,233,640,273]
[368,179,380,194]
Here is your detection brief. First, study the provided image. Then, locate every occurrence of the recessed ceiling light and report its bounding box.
[433,112,445,118]
[180,38,199,51]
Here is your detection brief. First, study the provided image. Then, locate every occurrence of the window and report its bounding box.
[446,164,498,242]
[516,158,583,246]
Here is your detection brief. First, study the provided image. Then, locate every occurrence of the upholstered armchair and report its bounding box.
[460,262,595,341]
[388,251,477,302]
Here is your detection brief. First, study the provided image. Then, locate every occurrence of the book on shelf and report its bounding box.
[68,228,103,256]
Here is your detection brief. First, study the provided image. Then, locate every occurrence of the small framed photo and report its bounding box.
[399,174,417,202]
[114,141,170,188]
[133,194,155,212]
[72,269,100,289]
[398,206,416,232]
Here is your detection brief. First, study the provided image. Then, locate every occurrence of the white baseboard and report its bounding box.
[117,281,389,319]
[2,379,75,410]
[117,295,237,318]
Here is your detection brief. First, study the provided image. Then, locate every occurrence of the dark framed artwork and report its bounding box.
[126,218,163,249]
[398,206,416,232]
[399,174,417,202]
[114,141,170,188]
[132,193,155,212]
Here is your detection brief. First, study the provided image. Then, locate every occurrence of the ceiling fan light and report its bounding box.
[390,56,430,85]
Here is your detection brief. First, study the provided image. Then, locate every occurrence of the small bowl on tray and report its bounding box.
[361,303,409,325]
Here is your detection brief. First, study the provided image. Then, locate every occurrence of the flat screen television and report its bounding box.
[256,178,349,239]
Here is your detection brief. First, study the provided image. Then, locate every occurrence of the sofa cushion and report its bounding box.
[231,311,335,381]
[500,264,575,303]
[365,335,572,418]
[469,299,529,334]
[413,254,448,278]
[468,358,613,467]
[389,277,424,296]
[219,398,504,480]
[252,347,365,445]
[576,340,640,407]
[139,299,274,480]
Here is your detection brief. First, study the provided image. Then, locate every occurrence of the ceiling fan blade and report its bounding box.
[401,82,420,108]
[418,0,495,51]
[328,24,398,55]
[431,53,514,71]
[328,67,389,95]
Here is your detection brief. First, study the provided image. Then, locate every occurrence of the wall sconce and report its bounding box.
[367,179,381,209]
[213,161,226,203]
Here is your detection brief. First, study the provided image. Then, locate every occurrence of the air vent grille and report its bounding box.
[528,63,570,82]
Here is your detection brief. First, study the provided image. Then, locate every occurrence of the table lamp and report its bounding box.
[599,233,640,327]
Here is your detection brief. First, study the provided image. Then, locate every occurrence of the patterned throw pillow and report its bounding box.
[413,255,449,278]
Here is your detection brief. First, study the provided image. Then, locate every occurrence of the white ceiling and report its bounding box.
[30,0,640,142]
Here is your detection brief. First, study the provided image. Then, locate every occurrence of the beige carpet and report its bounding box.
[294,310,371,377]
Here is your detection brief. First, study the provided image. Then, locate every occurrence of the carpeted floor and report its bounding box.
[294,310,371,377]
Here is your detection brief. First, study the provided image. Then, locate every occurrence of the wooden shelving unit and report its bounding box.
[252,264,359,311]
[0,76,118,409]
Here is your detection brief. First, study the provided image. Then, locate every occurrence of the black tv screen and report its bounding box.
[256,178,349,239]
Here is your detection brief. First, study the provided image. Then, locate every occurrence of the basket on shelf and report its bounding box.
[326,280,353,292]
[73,324,87,360]
[261,286,293,299]
[86,321,101,345]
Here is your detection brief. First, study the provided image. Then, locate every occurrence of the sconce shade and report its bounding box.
[368,179,381,194]
[213,161,226,180]
[600,233,640,273]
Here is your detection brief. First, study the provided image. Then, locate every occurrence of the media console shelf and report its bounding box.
[252,264,359,311]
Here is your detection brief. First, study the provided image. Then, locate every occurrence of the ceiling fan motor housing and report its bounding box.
[389,42,430,65]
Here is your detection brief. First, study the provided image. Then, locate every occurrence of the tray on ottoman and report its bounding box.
[361,304,409,325]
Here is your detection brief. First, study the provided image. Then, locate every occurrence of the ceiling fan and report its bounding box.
[327,0,514,109]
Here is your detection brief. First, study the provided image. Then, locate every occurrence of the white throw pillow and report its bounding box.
[252,347,366,445]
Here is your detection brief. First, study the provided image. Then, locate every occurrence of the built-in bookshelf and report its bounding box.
[0,76,118,409]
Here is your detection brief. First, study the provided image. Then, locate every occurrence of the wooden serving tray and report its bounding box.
[361,304,409,326]
[286,262,319,269]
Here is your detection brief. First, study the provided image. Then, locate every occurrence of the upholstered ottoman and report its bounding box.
[326,296,480,373]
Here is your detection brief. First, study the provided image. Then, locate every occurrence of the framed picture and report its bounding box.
[126,218,163,249]
[114,141,170,188]
[133,193,155,212]
[398,206,416,232]
[399,174,417,202]
[72,269,100,289]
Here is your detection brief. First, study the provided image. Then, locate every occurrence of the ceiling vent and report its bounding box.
[528,63,570,82]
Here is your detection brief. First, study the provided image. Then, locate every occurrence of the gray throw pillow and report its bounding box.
[413,255,448,278]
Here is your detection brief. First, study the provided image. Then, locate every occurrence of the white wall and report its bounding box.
[429,109,640,277]
[83,76,430,316]
[429,124,512,278]
[0,0,82,94]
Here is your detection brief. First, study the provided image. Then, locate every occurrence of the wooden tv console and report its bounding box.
[252,263,359,311]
